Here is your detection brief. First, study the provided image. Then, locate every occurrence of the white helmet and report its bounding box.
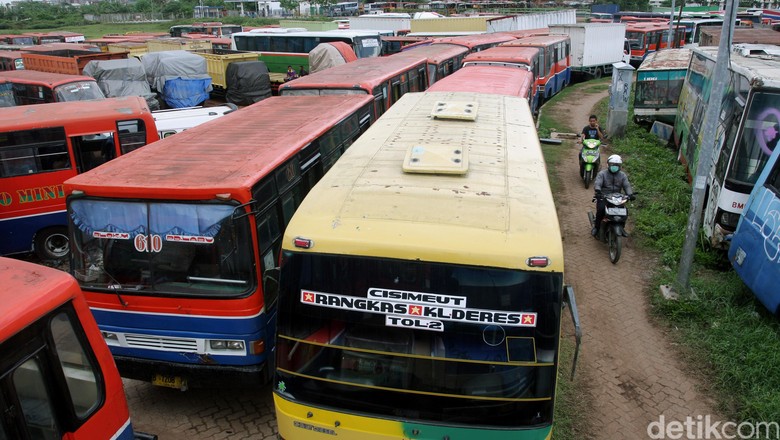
[607,154,623,165]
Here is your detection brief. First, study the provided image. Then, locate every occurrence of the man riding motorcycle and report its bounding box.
[592,154,635,237]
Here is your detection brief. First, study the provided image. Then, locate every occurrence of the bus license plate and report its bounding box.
[152,374,188,390]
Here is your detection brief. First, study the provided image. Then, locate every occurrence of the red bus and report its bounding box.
[432,33,517,53]
[391,42,468,86]
[625,22,685,66]
[0,96,158,261]
[0,257,153,440]
[23,31,86,44]
[63,95,375,390]
[500,34,571,102]
[0,34,35,45]
[460,46,541,110]
[428,64,536,107]
[279,54,428,117]
[0,70,104,105]
[0,50,24,71]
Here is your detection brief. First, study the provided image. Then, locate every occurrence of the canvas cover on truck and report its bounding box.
[225,61,271,106]
[309,42,358,73]
[83,58,160,110]
[141,50,212,108]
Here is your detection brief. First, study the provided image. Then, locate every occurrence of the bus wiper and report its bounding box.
[187,276,247,286]
[101,267,129,307]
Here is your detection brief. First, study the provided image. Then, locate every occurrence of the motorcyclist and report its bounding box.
[592,154,635,237]
[581,114,606,142]
[580,115,606,176]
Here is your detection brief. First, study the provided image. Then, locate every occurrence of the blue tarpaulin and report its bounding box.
[163,77,212,108]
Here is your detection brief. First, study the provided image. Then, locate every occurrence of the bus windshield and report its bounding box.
[635,69,686,108]
[626,32,645,49]
[353,36,382,58]
[54,81,105,102]
[69,199,254,296]
[728,91,780,185]
[276,253,562,427]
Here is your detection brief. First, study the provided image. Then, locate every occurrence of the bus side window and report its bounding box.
[50,312,101,418]
[11,356,61,440]
[72,133,116,173]
[0,148,36,176]
[117,119,149,154]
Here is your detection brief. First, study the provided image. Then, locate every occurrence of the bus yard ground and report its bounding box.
[15,79,780,439]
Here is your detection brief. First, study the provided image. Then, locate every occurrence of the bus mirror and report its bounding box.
[563,284,582,381]
[263,267,281,305]
[232,200,257,219]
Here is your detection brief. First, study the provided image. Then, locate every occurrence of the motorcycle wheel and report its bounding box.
[584,169,592,189]
[608,227,622,264]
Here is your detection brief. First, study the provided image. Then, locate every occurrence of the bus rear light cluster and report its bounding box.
[293,237,313,249]
[526,257,550,267]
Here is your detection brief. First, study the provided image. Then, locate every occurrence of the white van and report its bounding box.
[152,104,237,138]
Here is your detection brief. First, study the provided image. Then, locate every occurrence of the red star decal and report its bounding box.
[302,291,315,303]
[409,305,422,316]
[522,314,536,325]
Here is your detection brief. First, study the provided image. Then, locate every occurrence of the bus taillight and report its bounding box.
[526,256,550,267]
[293,237,313,249]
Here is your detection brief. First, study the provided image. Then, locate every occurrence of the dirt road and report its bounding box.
[550,86,721,438]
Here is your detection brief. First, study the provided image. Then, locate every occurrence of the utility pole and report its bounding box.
[675,0,737,293]
[667,0,675,48]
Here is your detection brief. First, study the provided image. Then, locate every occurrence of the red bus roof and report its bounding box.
[463,45,540,64]
[392,43,468,64]
[22,42,100,52]
[0,96,151,130]
[0,257,80,342]
[625,22,672,31]
[0,69,96,87]
[427,65,534,97]
[500,34,569,47]
[279,54,427,93]
[64,95,375,201]
[432,33,516,50]
[497,28,550,38]
[0,50,22,59]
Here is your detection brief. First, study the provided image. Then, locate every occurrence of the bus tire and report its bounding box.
[34,227,69,261]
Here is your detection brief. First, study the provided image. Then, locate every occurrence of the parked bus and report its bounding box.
[634,48,691,126]
[273,91,581,439]
[391,42,468,86]
[0,96,158,260]
[23,31,85,44]
[279,54,428,118]
[231,29,382,74]
[0,50,24,71]
[460,46,540,110]
[673,44,780,248]
[432,33,516,53]
[0,34,34,45]
[152,104,237,138]
[170,22,243,38]
[625,22,685,66]
[500,35,570,102]
[428,64,536,109]
[0,70,104,105]
[63,95,375,390]
[0,257,154,440]
[673,17,724,46]
[729,142,780,316]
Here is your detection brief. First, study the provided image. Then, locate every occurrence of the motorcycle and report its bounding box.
[579,138,601,189]
[588,192,633,264]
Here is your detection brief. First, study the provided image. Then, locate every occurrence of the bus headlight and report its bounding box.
[209,340,245,351]
[718,210,740,229]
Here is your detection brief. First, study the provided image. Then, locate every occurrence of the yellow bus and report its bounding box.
[273,91,582,440]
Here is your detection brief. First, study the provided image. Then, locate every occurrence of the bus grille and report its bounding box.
[124,334,199,352]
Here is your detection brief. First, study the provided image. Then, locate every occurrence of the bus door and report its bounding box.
[71,132,117,173]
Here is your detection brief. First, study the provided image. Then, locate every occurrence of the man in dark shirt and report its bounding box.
[581,114,606,141]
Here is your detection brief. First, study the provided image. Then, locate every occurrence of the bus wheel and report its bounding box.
[35,227,69,261]
[594,67,604,79]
